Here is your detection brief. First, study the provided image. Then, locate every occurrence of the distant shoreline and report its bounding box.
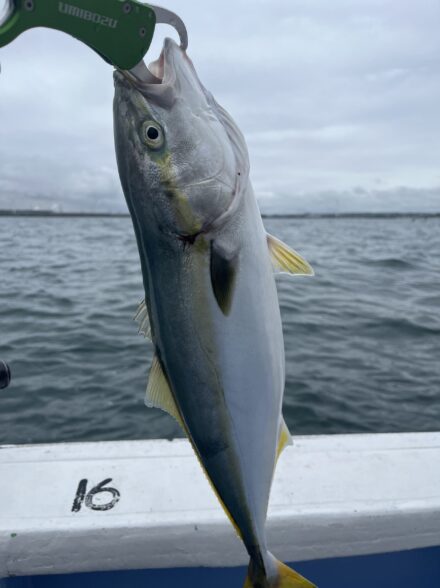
[265,212,440,219]
[0,210,129,218]
[1,209,440,219]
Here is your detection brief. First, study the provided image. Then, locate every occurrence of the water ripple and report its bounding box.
[0,216,439,444]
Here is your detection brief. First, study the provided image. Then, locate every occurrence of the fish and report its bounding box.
[113,37,315,588]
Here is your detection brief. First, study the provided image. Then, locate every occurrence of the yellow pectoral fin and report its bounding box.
[266,233,314,276]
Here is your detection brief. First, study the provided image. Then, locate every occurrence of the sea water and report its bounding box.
[0,216,439,444]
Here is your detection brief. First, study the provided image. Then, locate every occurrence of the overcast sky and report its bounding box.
[1,0,440,212]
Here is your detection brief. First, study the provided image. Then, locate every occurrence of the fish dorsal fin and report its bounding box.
[146,354,184,430]
[134,299,152,340]
[276,417,293,463]
[267,233,314,276]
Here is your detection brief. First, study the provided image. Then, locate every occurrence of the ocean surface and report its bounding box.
[0,216,439,445]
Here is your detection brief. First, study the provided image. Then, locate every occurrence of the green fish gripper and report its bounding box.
[0,0,157,70]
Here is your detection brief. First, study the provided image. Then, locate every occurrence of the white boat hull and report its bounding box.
[0,433,439,578]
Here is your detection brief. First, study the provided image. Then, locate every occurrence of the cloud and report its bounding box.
[0,0,439,212]
[257,186,440,215]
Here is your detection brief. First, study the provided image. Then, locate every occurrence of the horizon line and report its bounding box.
[1,209,440,220]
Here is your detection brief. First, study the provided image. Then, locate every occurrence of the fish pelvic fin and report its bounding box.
[266,233,314,276]
[244,553,317,588]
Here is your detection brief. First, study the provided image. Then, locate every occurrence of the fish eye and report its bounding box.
[142,121,164,149]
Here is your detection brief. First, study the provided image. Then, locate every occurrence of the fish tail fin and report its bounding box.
[274,560,317,588]
[243,553,317,588]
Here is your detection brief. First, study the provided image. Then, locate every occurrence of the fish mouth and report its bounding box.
[115,37,191,106]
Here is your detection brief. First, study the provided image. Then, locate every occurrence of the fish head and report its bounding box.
[113,38,249,239]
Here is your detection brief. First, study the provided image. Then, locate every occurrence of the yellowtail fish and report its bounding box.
[113,38,315,588]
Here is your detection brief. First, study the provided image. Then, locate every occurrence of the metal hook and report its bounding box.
[127,5,188,84]
[150,4,188,50]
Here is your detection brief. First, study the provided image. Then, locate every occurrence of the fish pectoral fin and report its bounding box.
[210,241,239,316]
[266,233,314,276]
[134,299,152,340]
[146,354,185,430]
[276,417,293,463]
